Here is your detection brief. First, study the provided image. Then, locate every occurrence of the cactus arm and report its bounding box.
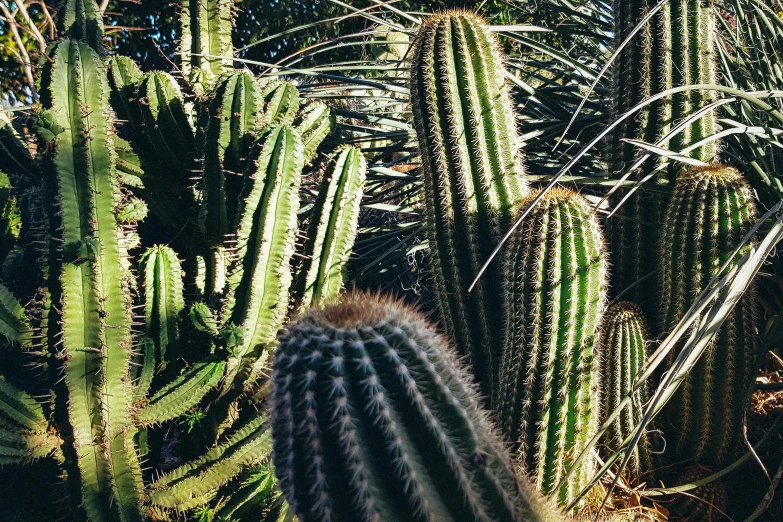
[132,338,155,399]
[223,126,304,393]
[0,376,47,432]
[57,0,104,55]
[180,0,233,84]
[0,281,29,345]
[108,56,144,134]
[410,12,528,395]
[294,145,365,309]
[294,102,333,163]
[0,113,35,178]
[139,245,185,367]
[43,40,142,521]
[135,359,226,426]
[261,81,300,127]
[213,461,286,521]
[148,414,272,510]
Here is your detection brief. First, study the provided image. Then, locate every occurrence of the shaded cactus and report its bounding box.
[180,0,233,88]
[272,293,560,522]
[609,0,718,310]
[57,0,105,54]
[294,145,366,310]
[0,113,35,178]
[0,172,21,263]
[0,376,59,464]
[0,281,28,345]
[40,38,144,520]
[596,301,650,475]
[658,164,760,468]
[496,188,607,506]
[108,56,144,133]
[668,467,728,521]
[410,10,528,395]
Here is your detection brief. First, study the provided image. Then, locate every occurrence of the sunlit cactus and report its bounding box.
[496,187,607,506]
[658,164,760,468]
[410,10,528,395]
[272,293,561,522]
[180,0,233,89]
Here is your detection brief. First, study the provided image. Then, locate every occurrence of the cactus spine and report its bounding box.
[272,293,559,522]
[41,39,143,520]
[658,164,759,467]
[596,301,650,474]
[294,145,366,310]
[609,0,718,309]
[496,188,607,506]
[410,11,528,395]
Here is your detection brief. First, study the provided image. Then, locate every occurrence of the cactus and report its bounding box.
[0,376,59,464]
[668,467,728,521]
[0,281,28,345]
[272,292,560,522]
[596,301,650,475]
[40,38,144,520]
[57,0,105,54]
[410,10,528,395]
[495,187,608,506]
[293,145,366,310]
[609,0,719,308]
[0,113,35,178]
[261,80,300,127]
[294,102,333,163]
[108,56,144,133]
[180,0,233,88]
[658,164,760,468]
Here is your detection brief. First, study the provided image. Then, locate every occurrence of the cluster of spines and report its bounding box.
[410,10,528,395]
[272,293,559,522]
[293,145,366,310]
[496,187,607,506]
[596,301,650,474]
[658,164,760,467]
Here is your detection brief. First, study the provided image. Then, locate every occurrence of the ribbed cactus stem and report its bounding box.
[596,301,650,474]
[294,145,366,310]
[180,0,233,86]
[658,164,759,467]
[41,39,143,521]
[410,10,528,395]
[261,81,300,127]
[272,293,560,522]
[57,0,104,54]
[0,112,35,178]
[609,0,718,308]
[496,188,607,506]
[294,102,333,163]
[139,245,185,369]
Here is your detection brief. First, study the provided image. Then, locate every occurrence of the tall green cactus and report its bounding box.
[180,0,233,89]
[293,145,366,310]
[410,10,528,395]
[658,164,759,468]
[57,0,105,54]
[496,187,607,506]
[40,38,143,521]
[609,0,718,309]
[596,301,650,475]
[272,293,560,522]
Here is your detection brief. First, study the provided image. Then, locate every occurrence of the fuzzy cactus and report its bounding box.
[410,10,528,395]
[658,164,760,468]
[272,292,560,522]
[294,145,366,310]
[609,0,718,310]
[596,301,650,475]
[495,187,607,506]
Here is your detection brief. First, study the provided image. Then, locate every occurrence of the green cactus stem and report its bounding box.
[0,377,59,464]
[149,414,272,511]
[658,164,760,468]
[261,81,300,127]
[108,56,144,135]
[496,187,607,506]
[410,10,528,395]
[139,245,185,370]
[0,173,21,262]
[294,102,333,163]
[272,293,560,522]
[40,39,143,521]
[213,461,294,522]
[609,0,719,309]
[0,113,35,179]
[180,0,233,88]
[221,126,304,394]
[294,145,366,310]
[667,467,728,521]
[0,281,28,346]
[596,301,650,475]
[57,0,104,55]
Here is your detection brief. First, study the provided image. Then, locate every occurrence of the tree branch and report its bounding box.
[0,2,37,98]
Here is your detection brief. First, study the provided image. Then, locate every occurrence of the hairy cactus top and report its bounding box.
[272,293,560,522]
[410,10,528,396]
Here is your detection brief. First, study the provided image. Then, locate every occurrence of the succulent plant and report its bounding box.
[667,467,728,521]
[658,164,760,468]
[495,187,607,506]
[410,10,528,396]
[596,301,651,475]
[180,0,233,90]
[272,292,561,522]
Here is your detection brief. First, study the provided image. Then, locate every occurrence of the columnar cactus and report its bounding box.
[658,164,760,467]
[410,10,528,395]
[40,38,144,520]
[496,187,608,506]
[596,301,650,475]
[609,0,718,308]
[272,293,560,522]
[180,0,233,88]
[294,145,366,310]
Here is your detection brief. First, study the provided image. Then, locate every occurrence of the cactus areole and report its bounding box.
[410,10,528,397]
[271,293,558,522]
